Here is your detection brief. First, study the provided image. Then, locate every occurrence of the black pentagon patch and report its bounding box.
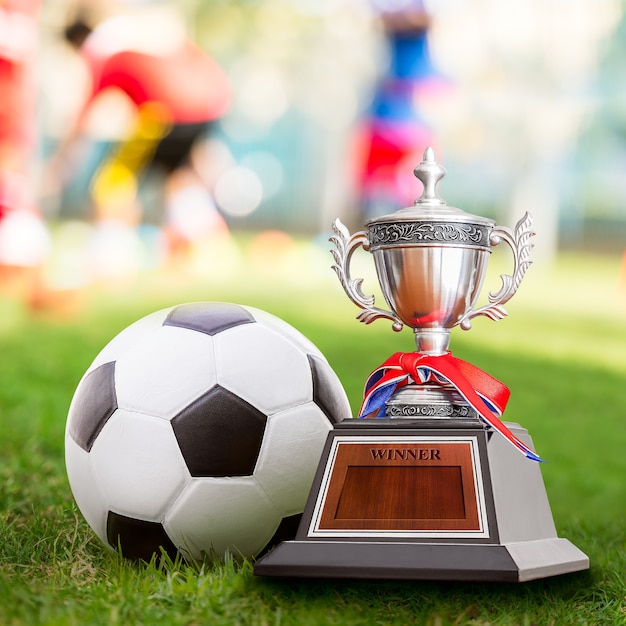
[163,302,255,336]
[68,361,117,452]
[257,514,302,558]
[308,354,346,424]
[171,385,267,477]
[107,511,178,561]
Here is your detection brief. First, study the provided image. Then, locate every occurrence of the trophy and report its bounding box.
[254,148,589,582]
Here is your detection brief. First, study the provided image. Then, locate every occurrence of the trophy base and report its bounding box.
[254,537,586,583]
[254,419,589,582]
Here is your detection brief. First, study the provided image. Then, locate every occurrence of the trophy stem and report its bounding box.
[414,329,451,355]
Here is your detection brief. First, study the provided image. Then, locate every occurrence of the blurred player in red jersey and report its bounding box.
[0,0,51,304]
[57,4,231,271]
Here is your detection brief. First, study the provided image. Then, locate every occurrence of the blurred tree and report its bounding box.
[567,4,626,249]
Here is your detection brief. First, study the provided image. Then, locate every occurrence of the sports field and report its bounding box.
[1,236,625,625]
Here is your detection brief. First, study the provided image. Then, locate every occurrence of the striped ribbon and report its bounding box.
[359,351,543,462]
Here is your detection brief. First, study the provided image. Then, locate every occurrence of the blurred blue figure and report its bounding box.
[358,0,447,220]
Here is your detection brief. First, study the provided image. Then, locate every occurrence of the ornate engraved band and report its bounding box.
[368,221,491,250]
[385,403,478,419]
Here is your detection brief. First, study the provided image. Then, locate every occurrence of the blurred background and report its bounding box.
[1,0,626,310]
[2,4,625,593]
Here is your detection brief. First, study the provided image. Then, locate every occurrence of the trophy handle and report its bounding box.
[330,219,404,332]
[459,212,535,331]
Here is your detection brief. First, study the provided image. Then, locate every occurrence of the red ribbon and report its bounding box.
[359,352,543,462]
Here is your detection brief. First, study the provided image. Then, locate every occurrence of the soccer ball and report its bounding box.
[65,302,351,562]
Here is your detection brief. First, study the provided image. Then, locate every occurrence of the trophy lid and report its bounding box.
[366,147,495,227]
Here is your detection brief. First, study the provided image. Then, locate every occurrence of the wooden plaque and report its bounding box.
[307,435,490,539]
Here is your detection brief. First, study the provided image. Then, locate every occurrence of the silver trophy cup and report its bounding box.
[331,147,535,417]
[253,147,589,582]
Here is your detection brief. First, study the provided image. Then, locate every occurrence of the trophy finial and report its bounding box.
[414,147,447,206]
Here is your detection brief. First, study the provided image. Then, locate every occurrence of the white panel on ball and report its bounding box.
[88,309,172,373]
[90,409,191,520]
[214,324,312,414]
[243,306,323,358]
[165,477,280,560]
[255,403,334,515]
[65,439,108,541]
[115,326,217,419]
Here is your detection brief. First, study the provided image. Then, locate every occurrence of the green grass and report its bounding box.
[1,238,626,625]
